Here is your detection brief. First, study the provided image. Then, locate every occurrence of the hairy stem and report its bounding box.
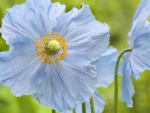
[114,48,132,113]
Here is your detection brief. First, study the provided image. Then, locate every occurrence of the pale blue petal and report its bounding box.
[0,39,35,80]
[122,53,135,107]
[62,91,105,113]
[85,91,105,113]
[61,102,82,113]
[26,0,51,6]
[128,2,150,47]
[93,91,105,113]
[130,28,150,79]
[56,5,109,65]
[2,60,46,96]
[33,61,97,112]
[64,50,94,67]
[61,110,72,113]
[76,104,82,113]
[92,46,122,88]
[128,3,150,79]
[133,0,148,21]
[85,101,91,113]
[0,39,46,96]
[1,1,65,45]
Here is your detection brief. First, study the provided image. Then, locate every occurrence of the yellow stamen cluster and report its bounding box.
[34,31,67,64]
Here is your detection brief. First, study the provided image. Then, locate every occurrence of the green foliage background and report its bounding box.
[0,0,150,113]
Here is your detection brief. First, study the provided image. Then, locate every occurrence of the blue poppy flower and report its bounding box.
[122,0,150,107]
[0,0,109,112]
[61,46,121,113]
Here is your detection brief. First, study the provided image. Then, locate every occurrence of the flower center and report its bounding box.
[34,31,67,64]
[44,40,60,55]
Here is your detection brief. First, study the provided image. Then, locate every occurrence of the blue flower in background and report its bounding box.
[0,0,109,111]
[61,46,121,113]
[122,0,150,107]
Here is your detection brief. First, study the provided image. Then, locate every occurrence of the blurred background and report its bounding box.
[0,0,150,113]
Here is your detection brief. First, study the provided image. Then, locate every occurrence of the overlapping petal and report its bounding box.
[56,5,110,66]
[133,0,148,21]
[92,46,122,88]
[122,53,135,107]
[0,0,66,45]
[26,0,51,6]
[33,61,96,111]
[128,0,150,47]
[61,91,105,113]
[130,27,150,77]
[124,27,150,106]
[0,38,46,96]
[81,91,105,113]
[60,46,120,113]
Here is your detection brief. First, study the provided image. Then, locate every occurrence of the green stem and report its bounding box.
[73,108,76,113]
[90,97,94,113]
[52,109,56,113]
[114,48,132,113]
[82,103,86,113]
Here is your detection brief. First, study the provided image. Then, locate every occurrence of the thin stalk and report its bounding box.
[90,97,94,113]
[73,108,76,113]
[52,109,56,113]
[82,103,86,113]
[114,48,132,113]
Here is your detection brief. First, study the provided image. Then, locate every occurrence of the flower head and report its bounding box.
[0,0,109,111]
[122,0,150,107]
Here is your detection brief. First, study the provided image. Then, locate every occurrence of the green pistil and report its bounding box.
[44,40,60,55]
